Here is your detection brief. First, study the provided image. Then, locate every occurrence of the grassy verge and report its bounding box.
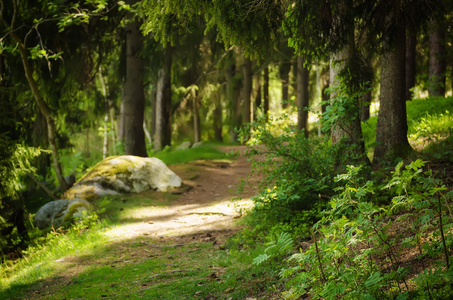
[1,216,281,300]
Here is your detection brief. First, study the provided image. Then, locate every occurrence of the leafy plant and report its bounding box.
[279,160,453,299]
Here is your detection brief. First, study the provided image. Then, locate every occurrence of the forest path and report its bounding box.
[106,145,260,242]
[23,146,267,299]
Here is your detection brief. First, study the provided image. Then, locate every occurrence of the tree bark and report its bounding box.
[361,91,371,122]
[429,19,446,97]
[122,15,147,157]
[263,67,270,122]
[2,7,68,191]
[150,87,157,144]
[213,94,223,142]
[253,74,261,122]
[193,93,201,143]
[242,57,252,125]
[296,56,309,137]
[225,59,242,142]
[329,47,367,164]
[374,29,412,161]
[405,33,416,100]
[154,46,173,151]
[279,60,291,108]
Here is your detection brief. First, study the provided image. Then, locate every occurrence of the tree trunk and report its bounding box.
[296,56,309,137]
[213,94,223,142]
[154,46,173,151]
[429,19,446,97]
[405,33,416,100]
[263,67,269,122]
[193,94,201,143]
[253,74,261,122]
[361,91,371,122]
[225,58,242,142]
[242,57,252,125]
[99,69,109,159]
[279,60,291,108]
[329,46,368,164]
[150,87,157,145]
[122,15,147,157]
[109,100,117,155]
[374,30,412,161]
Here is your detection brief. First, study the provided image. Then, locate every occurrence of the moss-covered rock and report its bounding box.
[34,199,92,229]
[63,155,182,201]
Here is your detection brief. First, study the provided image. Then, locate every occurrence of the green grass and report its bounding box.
[0,221,109,296]
[0,220,281,300]
[361,96,453,157]
[152,144,227,165]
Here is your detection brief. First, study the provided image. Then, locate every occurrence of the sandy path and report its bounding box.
[106,146,260,242]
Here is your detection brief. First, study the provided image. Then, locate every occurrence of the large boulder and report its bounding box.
[34,198,92,229]
[63,155,182,201]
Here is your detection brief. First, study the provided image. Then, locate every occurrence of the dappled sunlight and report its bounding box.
[105,198,254,241]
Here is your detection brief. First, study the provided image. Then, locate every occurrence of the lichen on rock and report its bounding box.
[63,155,182,201]
[34,198,93,229]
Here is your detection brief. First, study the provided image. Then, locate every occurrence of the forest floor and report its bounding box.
[17,146,275,300]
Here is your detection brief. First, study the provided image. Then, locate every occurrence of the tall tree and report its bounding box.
[154,46,173,151]
[374,26,411,159]
[405,33,416,101]
[121,0,148,157]
[429,18,446,97]
[296,56,310,137]
[242,57,252,125]
[263,66,270,121]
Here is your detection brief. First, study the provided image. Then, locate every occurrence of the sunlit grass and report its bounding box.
[0,221,110,296]
[151,143,227,165]
[361,96,453,156]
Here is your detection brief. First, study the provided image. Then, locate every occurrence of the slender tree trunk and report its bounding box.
[242,57,252,125]
[109,101,117,155]
[225,59,242,142]
[99,69,109,159]
[213,94,223,142]
[7,28,68,191]
[263,67,270,122]
[279,61,291,108]
[253,75,261,121]
[150,88,157,145]
[122,13,147,157]
[361,91,371,122]
[321,65,330,115]
[374,27,412,160]
[193,94,201,143]
[429,19,446,97]
[296,56,309,137]
[154,46,173,151]
[405,33,416,100]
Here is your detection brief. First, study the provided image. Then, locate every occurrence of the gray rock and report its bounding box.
[192,141,204,148]
[63,155,182,200]
[35,198,92,229]
[176,141,191,150]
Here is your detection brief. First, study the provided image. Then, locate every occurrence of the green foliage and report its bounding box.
[0,144,43,200]
[240,113,356,229]
[361,96,453,157]
[152,143,226,165]
[253,232,294,266]
[278,160,453,299]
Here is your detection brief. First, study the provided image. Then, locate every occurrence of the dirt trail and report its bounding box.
[107,145,260,242]
[20,146,262,299]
